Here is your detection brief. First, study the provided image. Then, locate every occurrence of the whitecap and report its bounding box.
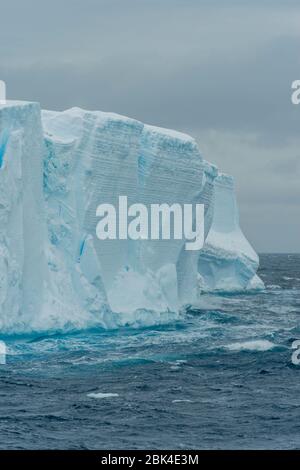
[87,392,119,399]
[172,399,193,403]
[225,340,276,352]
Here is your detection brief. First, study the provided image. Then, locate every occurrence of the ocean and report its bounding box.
[0,254,299,450]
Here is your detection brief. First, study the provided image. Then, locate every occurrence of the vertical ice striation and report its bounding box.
[136,125,206,309]
[177,161,218,304]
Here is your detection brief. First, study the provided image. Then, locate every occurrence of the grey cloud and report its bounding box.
[2,35,299,139]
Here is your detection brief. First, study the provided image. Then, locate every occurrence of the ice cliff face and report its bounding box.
[0,101,263,333]
[0,102,46,332]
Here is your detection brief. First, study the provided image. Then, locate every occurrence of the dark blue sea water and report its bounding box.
[0,254,300,450]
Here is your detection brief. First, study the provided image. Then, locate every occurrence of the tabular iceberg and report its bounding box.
[0,101,263,334]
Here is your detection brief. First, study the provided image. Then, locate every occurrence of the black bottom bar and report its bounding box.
[0,450,299,464]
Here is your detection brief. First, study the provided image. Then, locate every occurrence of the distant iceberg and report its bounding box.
[0,101,263,334]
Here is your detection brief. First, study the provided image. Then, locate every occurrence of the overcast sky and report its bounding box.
[0,0,299,252]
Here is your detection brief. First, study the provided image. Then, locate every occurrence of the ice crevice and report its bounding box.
[0,101,264,334]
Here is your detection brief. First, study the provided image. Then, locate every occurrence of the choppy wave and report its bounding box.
[0,254,300,449]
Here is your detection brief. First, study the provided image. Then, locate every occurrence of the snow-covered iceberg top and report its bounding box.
[0,101,263,334]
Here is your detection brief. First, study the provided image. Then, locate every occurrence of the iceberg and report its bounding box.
[0,101,263,334]
[197,173,263,293]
